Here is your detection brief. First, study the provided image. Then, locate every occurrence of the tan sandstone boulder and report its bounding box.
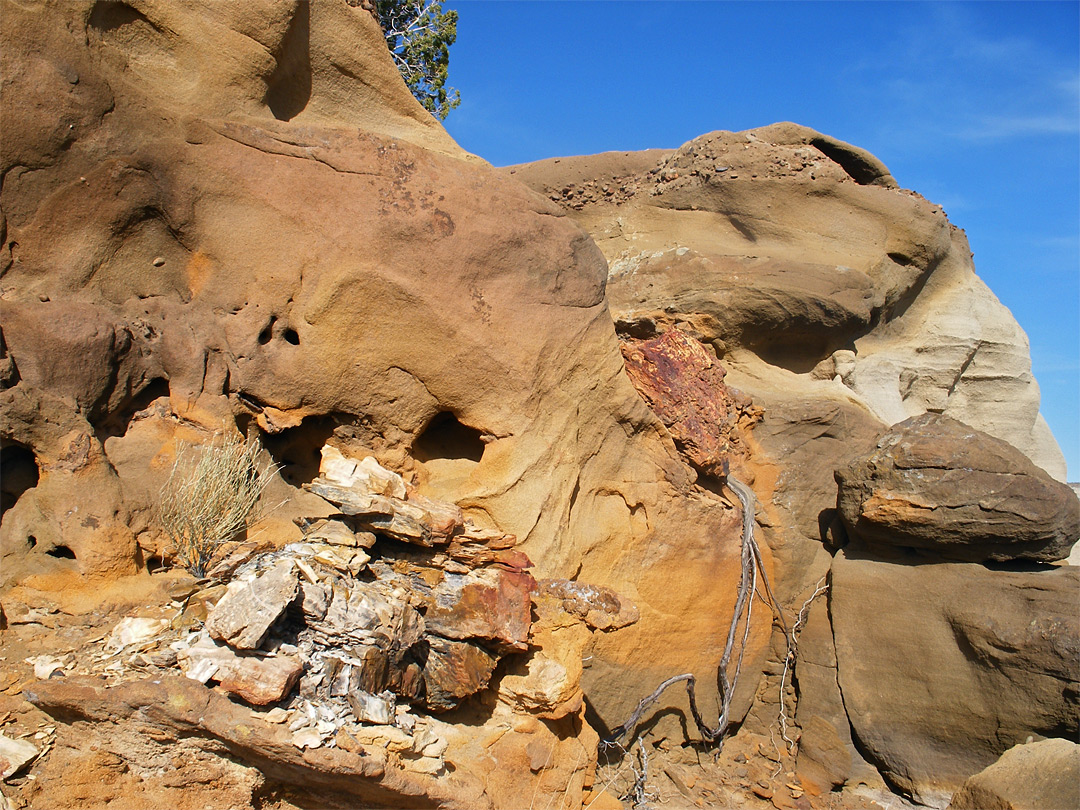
[831,550,1080,807]
[947,738,1080,810]
[836,413,1080,562]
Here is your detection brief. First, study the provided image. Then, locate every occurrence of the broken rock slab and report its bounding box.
[947,737,1080,810]
[318,447,407,499]
[836,413,1080,562]
[106,616,170,652]
[307,481,462,546]
[422,636,500,713]
[307,451,464,546]
[178,637,303,706]
[206,560,298,649]
[497,593,591,720]
[347,689,397,725]
[0,733,38,780]
[297,517,376,549]
[620,327,758,474]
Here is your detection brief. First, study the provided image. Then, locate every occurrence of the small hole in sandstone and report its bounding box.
[413,412,485,463]
[258,317,276,345]
[283,328,300,345]
[27,535,37,548]
[46,545,76,559]
[887,251,913,266]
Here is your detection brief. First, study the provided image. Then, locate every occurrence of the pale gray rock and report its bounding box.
[306,478,462,546]
[0,733,38,780]
[206,560,299,649]
[348,689,397,725]
[848,248,1068,483]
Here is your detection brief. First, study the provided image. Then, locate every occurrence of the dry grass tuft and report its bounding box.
[156,431,278,577]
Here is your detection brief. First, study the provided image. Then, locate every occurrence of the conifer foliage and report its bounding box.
[376,0,460,120]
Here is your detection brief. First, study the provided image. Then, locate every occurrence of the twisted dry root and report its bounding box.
[605,473,784,750]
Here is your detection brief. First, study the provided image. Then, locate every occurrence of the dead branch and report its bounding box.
[777,575,829,753]
[624,739,655,810]
[605,473,782,750]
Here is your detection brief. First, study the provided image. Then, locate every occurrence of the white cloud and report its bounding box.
[957,114,1079,141]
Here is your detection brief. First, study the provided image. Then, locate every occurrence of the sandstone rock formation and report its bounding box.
[836,413,1079,562]
[1,2,773,806]
[504,124,1067,484]
[507,124,1077,808]
[3,2,1077,809]
[947,738,1080,810]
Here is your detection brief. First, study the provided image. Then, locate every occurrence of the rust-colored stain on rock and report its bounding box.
[184,251,214,298]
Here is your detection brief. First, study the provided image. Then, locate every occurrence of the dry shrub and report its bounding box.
[156,431,279,577]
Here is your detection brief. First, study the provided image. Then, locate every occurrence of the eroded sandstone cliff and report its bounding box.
[1,2,1077,809]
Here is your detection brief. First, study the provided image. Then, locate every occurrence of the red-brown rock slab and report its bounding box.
[424,568,536,652]
[620,328,754,475]
[178,640,303,706]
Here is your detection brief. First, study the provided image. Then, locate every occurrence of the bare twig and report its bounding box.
[778,576,829,753]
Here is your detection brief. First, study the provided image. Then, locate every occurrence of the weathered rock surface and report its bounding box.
[504,124,1067,482]
[831,550,1080,805]
[422,566,534,652]
[508,135,1073,805]
[537,578,639,632]
[1,0,768,750]
[496,591,593,719]
[836,413,1080,562]
[793,596,884,795]
[729,376,885,603]
[947,738,1080,810]
[620,327,760,476]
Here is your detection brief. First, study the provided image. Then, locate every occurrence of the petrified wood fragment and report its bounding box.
[620,328,755,474]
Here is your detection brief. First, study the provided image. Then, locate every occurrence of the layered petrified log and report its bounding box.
[191,450,537,715]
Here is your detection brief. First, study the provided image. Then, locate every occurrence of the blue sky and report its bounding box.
[440,1,1079,479]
